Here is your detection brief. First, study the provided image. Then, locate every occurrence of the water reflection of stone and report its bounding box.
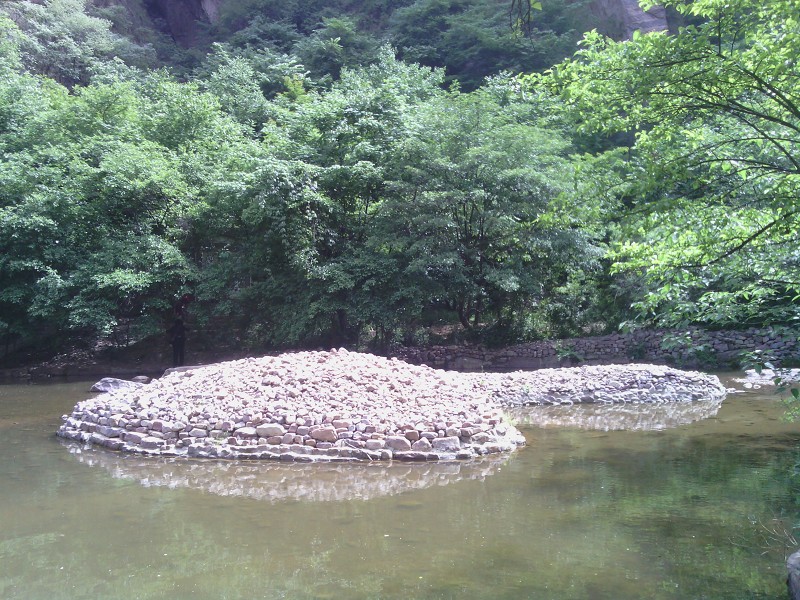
[731,369,800,390]
[62,442,511,502]
[509,397,724,431]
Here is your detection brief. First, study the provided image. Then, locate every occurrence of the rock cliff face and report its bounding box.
[589,0,668,39]
[140,0,222,46]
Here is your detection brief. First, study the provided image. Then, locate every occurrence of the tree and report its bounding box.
[293,16,381,82]
[234,49,445,347]
[197,45,272,130]
[539,0,800,330]
[0,40,258,351]
[0,0,156,86]
[191,51,602,349]
[380,79,599,341]
[196,43,309,103]
[389,0,582,90]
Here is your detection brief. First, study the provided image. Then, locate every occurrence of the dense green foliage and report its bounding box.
[2,0,589,91]
[210,0,585,90]
[540,0,800,332]
[1,0,159,86]
[0,5,605,356]
[1,0,798,363]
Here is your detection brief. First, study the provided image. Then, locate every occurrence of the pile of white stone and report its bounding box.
[57,351,726,462]
[476,363,728,406]
[58,349,526,462]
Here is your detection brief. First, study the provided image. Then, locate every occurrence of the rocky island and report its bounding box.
[57,350,727,462]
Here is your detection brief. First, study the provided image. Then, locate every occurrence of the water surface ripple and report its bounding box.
[1,377,798,599]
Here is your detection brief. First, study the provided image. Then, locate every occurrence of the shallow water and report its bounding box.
[1,376,799,599]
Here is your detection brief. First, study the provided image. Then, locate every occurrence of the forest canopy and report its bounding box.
[540,0,800,331]
[0,0,797,361]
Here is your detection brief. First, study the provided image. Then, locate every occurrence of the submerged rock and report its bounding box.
[59,352,725,462]
[788,549,800,600]
[89,377,143,393]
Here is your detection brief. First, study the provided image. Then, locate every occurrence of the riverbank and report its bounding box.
[393,325,799,371]
[0,340,250,381]
[3,323,796,382]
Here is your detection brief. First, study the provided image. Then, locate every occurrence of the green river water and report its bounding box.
[1,375,798,599]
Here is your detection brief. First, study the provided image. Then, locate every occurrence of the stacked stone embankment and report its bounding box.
[57,352,726,462]
[58,349,526,462]
[473,364,727,406]
[395,326,798,371]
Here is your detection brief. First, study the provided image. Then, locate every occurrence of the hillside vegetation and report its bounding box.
[0,0,797,367]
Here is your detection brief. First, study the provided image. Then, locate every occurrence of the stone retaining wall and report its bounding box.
[392,326,799,371]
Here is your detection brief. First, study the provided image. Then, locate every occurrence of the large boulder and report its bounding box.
[788,550,800,600]
[89,377,143,393]
[590,0,668,39]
